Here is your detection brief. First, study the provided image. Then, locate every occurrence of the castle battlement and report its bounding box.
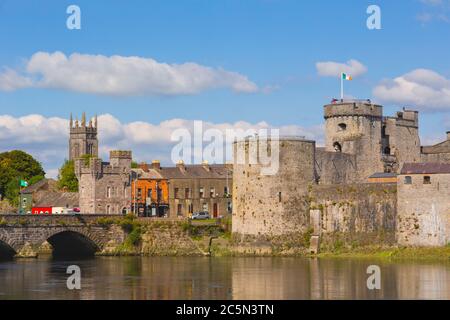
[110,150,132,159]
[70,126,97,134]
[324,101,383,119]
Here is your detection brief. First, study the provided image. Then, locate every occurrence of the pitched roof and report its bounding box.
[34,192,79,207]
[400,163,450,175]
[134,164,232,180]
[132,168,164,179]
[369,172,397,179]
[159,164,232,179]
[20,178,57,194]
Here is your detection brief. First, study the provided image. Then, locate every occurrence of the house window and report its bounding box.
[404,176,412,184]
[188,203,193,213]
[185,188,190,199]
[107,186,111,198]
[202,203,208,212]
[147,188,152,198]
[210,187,215,198]
[224,186,229,196]
[423,176,431,184]
[157,187,161,202]
[174,188,179,199]
[338,123,347,131]
[227,201,232,213]
[177,204,183,216]
[278,192,282,202]
[199,187,204,198]
[137,188,142,199]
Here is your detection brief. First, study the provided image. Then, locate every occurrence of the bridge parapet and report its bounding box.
[0,214,125,258]
[0,214,123,226]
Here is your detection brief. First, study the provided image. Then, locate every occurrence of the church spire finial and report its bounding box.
[81,112,86,127]
[70,113,73,128]
[94,114,98,128]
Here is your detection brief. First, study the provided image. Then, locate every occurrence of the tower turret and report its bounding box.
[324,100,384,180]
[69,112,99,160]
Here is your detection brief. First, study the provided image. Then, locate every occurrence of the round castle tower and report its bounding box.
[232,136,316,237]
[324,100,385,180]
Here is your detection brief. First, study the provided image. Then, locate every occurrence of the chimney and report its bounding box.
[139,162,149,172]
[151,160,161,170]
[202,160,210,171]
[176,160,185,172]
[447,131,450,140]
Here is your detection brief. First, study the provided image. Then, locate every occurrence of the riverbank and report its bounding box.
[315,245,450,261]
[21,216,447,261]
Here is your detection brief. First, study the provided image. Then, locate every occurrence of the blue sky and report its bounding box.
[1,0,450,175]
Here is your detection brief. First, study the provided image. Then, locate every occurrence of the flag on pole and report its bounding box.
[340,73,353,99]
[20,180,28,187]
[342,73,352,81]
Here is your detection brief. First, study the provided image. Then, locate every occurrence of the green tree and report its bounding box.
[57,160,78,192]
[0,150,45,206]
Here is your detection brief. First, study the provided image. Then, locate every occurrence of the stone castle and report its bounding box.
[232,100,450,248]
[68,101,449,248]
[70,113,132,215]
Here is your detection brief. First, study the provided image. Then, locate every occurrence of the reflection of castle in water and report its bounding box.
[230,258,450,300]
[0,257,448,299]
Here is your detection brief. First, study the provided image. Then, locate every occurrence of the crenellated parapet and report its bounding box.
[324,101,383,119]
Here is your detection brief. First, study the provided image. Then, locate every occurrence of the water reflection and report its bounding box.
[0,257,448,300]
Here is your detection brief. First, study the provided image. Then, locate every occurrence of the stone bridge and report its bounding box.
[0,214,125,259]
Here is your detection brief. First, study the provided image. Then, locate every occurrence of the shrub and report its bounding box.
[96,217,115,227]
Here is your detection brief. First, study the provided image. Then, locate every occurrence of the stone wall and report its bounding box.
[310,183,397,248]
[140,221,204,256]
[315,149,356,184]
[397,173,449,246]
[232,138,316,237]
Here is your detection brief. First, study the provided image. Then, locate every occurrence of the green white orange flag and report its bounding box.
[342,73,352,81]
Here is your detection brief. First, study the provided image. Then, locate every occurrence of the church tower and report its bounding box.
[69,112,99,160]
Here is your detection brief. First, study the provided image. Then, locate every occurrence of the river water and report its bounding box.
[0,256,449,300]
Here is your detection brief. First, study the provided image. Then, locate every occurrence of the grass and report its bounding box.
[317,245,450,261]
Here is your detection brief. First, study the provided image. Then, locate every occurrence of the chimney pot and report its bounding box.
[151,160,161,170]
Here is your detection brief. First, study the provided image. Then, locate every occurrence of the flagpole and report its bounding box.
[340,73,344,100]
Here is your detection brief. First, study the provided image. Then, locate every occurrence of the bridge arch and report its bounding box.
[44,229,103,258]
[0,237,16,260]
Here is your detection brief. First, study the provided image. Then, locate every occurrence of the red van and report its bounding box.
[31,207,52,215]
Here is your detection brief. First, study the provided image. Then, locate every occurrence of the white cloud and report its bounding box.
[373,69,450,111]
[0,114,323,178]
[0,68,32,91]
[0,51,259,96]
[316,59,367,78]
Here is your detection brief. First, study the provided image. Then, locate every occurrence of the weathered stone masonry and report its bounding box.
[0,215,125,258]
[232,100,450,248]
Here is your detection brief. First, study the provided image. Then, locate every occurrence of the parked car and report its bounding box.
[191,211,210,220]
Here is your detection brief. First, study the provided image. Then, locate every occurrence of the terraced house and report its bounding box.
[132,160,233,218]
